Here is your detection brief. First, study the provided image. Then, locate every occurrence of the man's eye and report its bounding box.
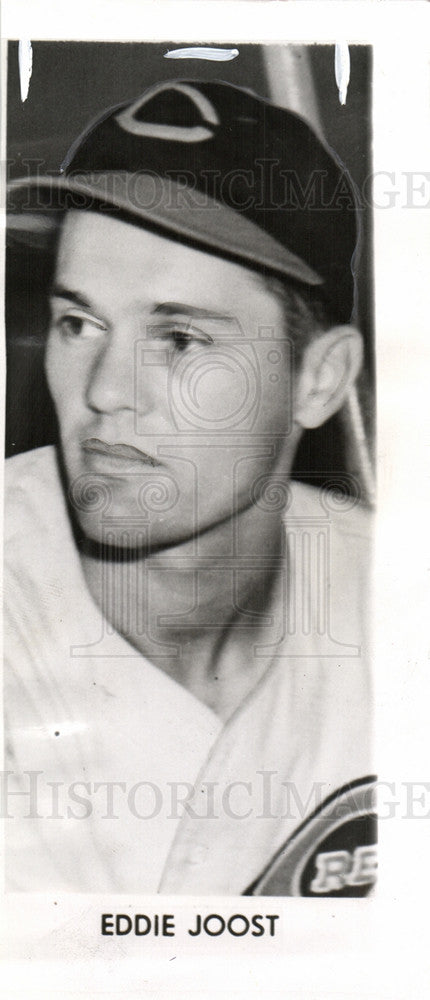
[157,326,214,352]
[53,313,106,340]
[171,329,196,351]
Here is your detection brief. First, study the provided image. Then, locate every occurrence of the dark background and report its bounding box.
[5,41,373,481]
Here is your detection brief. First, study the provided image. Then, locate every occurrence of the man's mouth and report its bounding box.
[81,438,161,467]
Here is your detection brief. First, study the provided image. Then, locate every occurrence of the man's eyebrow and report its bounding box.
[49,285,92,309]
[49,291,235,322]
[152,302,235,322]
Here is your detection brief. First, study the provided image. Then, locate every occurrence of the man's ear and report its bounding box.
[294,325,363,430]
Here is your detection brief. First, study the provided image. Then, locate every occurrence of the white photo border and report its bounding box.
[1,2,429,998]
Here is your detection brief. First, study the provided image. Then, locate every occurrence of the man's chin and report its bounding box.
[64,459,189,547]
[73,509,195,556]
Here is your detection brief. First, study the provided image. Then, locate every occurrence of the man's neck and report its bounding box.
[80,502,287,719]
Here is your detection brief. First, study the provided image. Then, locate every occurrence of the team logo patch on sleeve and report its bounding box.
[246,777,377,898]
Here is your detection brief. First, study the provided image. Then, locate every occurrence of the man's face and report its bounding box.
[45,210,301,548]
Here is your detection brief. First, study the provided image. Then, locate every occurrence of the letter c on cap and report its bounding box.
[116,82,219,143]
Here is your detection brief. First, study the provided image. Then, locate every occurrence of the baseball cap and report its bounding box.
[7,79,359,323]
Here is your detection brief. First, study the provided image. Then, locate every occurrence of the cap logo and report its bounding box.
[115,82,219,143]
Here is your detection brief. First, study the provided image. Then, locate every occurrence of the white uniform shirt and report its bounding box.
[4,447,373,895]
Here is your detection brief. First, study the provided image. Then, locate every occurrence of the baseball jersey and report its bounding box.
[3,446,375,896]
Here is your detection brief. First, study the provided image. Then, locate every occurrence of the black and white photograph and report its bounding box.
[1,2,429,997]
[4,38,376,897]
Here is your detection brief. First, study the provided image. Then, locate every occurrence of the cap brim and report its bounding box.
[7,172,323,289]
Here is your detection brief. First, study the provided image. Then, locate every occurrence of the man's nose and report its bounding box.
[85,326,154,415]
